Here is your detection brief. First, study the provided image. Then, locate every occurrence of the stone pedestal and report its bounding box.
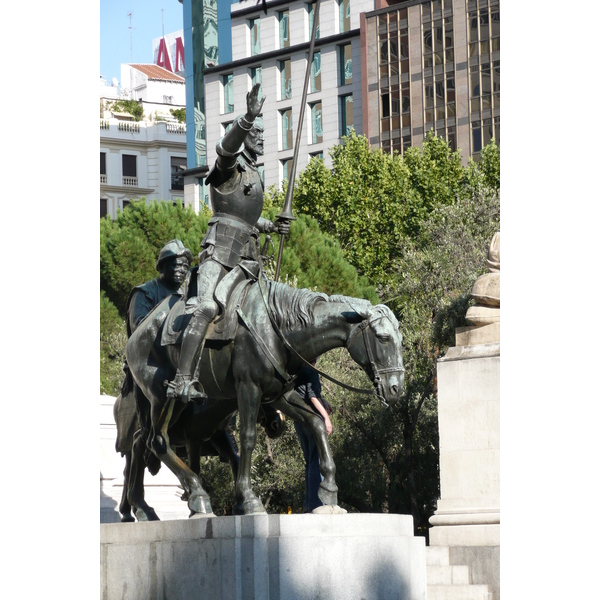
[429,337,500,598]
[101,514,427,600]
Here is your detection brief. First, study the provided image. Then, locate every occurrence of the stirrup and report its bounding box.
[165,376,206,403]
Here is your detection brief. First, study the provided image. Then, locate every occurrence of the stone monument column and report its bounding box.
[429,232,500,597]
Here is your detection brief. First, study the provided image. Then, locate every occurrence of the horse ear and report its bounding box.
[342,311,362,324]
[342,305,372,323]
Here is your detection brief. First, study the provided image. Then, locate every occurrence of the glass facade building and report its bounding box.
[364,0,499,161]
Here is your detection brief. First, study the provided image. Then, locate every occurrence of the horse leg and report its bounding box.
[210,429,240,480]
[150,398,213,516]
[234,382,265,515]
[127,430,160,521]
[274,393,339,506]
[118,451,135,522]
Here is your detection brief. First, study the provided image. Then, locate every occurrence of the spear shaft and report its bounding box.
[274,0,321,281]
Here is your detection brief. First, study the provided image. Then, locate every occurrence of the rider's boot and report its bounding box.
[166,311,212,402]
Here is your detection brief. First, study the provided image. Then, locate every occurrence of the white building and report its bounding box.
[202,0,372,191]
[100,64,187,219]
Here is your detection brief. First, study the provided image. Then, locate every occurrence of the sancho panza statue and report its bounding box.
[167,83,290,400]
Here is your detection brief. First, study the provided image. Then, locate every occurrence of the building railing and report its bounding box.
[118,121,141,133]
[122,176,138,186]
[100,119,186,137]
[100,174,107,184]
[166,123,186,134]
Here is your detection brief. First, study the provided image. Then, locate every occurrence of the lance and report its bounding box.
[274,0,321,282]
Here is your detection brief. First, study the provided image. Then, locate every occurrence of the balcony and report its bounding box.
[100,174,107,184]
[118,121,141,133]
[122,177,138,186]
[100,118,186,142]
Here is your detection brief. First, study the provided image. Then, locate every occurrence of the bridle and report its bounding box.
[344,314,405,406]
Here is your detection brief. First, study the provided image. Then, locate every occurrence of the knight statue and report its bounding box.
[166,83,290,400]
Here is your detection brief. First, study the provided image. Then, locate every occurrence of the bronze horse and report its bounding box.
[125,275,404,518]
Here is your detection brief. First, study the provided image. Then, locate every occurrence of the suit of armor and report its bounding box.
[168,85,287,400]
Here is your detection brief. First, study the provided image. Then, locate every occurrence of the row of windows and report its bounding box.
[280,94,354,149]
[221,44,352,114]
[100,152,186,191]
[248,0,352,57]
[220,94,353,149]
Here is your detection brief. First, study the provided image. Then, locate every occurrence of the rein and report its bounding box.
[253,273,395,406]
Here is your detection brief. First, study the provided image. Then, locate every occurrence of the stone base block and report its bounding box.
[429,523,499,547]
[100,513,427,600]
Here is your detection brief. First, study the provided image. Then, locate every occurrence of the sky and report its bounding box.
[100,0,184,85]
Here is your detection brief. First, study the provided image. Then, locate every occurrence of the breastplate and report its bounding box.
[210,157,264,227]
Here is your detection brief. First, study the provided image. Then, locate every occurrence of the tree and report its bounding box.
[100,199,211,314]
[170,108,186,123]
[100,291,127,397]
[289,132,499,531]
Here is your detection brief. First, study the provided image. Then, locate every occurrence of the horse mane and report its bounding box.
[264,280,378,330]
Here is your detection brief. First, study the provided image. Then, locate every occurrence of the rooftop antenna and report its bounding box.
[128,12,133,63]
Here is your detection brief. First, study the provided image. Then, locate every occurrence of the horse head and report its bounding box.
[345,303,404,403]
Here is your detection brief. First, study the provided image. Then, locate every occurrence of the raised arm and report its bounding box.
[217,83,265,169]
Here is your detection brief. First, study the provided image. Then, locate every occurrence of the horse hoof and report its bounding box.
[120,514,136,523]
[188,493,212,515]
[135,507,160,522]
[189,511,215,519]
[317,484,338,506]
[243,499,267,515]
[311,505,347,515]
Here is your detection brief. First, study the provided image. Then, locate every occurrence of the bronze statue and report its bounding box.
[125,280,404,518]
[166,84,289,401]
[126,240,192,336]
[122,87,404,519]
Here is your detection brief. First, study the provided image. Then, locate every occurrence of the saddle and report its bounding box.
[161,261,258,346]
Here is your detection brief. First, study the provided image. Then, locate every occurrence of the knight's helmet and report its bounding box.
[155,239,193,271]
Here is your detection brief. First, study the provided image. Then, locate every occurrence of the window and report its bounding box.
[171,156,186,191]
[251,66,262,89]
[339,44,352,85]
[222,73,234,113]
[122,154,137,186]
[338,0,351,33]
[340,94,354,136]
[100,152,107,183]
[280,108,293,150]
[471,121,482,153]
[249,18,261,55]
[310,101,323,144]
[310,151,323,161]
[279,59,292,100]
[278,10,290,48]
[100,198,108,218]
[281,158,292,182]
[310,51,321,93]
[308,2,320,40]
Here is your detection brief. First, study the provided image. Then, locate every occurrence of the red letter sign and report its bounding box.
[156,38,173,72]
[175,36,185,72]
